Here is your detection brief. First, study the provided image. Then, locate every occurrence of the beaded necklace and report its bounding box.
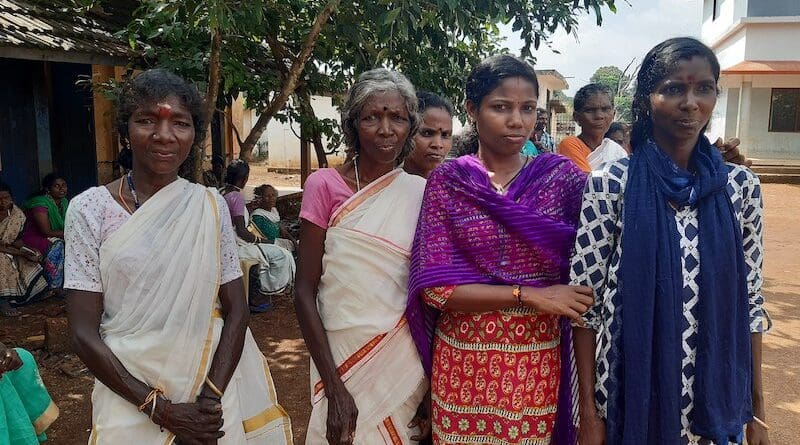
[126,172,141,209]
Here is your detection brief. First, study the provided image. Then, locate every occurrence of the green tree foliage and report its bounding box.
[77,0,619,168]
[590,63,636,122]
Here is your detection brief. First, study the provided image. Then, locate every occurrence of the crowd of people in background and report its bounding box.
[0,34,771,445]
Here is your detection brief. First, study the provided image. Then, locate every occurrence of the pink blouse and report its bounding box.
[299,168,354,229]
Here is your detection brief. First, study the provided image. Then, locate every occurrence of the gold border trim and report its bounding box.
[432,426,552,445]
[432,393,558,420]
[435,330,560,352]
[33,400,59,435]
[329,169,400,227]
[242,405,290,433]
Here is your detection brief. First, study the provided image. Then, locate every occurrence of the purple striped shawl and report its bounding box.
[406,153,586,444]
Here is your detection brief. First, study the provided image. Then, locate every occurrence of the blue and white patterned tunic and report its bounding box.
[569,158,766,445]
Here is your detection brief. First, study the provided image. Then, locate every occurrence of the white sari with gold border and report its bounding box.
[306,169,428,445]
[87,178,291,445]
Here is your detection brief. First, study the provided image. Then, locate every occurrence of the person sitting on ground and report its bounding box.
[0,181,48,317]
[21,173,68,293]
[203,154,226,188]
[558,83,627,172]
[221,160,295,311]
[605,121,630,152]
[249,184,296,252]
[403,91,454,179]
[0,341,59,444]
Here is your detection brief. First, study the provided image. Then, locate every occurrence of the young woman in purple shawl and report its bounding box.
[570,38,770,445]
[406,55,593,445]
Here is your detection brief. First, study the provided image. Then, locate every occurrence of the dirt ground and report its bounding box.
[1,182,798,444]
[247,163,303,188]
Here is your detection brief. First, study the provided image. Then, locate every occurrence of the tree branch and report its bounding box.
[196,28,222,182]
[239,0,341,159]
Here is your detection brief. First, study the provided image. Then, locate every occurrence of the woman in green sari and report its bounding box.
[0,342,59,444]
[21,174,68,291]
[249,184,296,252]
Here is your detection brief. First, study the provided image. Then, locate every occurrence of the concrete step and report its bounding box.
[755,173,800,184]
[751,165,800,175]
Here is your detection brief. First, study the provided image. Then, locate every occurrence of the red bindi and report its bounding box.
[157,102,173,119]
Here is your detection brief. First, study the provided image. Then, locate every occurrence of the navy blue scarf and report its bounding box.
[608,136,752,444]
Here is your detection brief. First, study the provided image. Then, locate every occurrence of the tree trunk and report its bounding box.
[312,127,327,169]
[297,87,328,169]
[239,0,341,160]
[197,28,222,182]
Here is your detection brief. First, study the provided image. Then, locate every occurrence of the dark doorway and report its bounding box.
[49,62,97,195]
[0,58,41,200]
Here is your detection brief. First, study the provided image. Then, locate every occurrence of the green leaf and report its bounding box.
[384,7,402,24]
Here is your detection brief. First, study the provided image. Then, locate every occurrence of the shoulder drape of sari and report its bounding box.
[0,206,26,245]
[250,208,281,241]
[0,348,59,444]
[88,179,291,445]
[558,136,592,173]
[0,206,47,302]
[23,195,68,232]
[306,169,428,445]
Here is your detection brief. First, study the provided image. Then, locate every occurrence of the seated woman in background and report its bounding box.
[250,184,296,252]
[221,160,295,309]
[0,341,59,444]
[0,181,48,317]
[22,173,68,292]
[403,91,454,179]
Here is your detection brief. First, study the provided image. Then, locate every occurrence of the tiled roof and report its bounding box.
[0,0,135,65]
[722,60,800,74]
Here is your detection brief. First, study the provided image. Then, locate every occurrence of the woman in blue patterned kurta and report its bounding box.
[570,38,771,445]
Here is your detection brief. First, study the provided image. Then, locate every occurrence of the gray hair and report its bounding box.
[340,68,420,162]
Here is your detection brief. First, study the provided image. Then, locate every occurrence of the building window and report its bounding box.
[769,89,800,133]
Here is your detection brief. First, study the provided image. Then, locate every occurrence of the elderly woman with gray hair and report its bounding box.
[295,68,430,444]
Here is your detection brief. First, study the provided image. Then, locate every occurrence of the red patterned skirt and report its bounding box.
[430,309,561,445]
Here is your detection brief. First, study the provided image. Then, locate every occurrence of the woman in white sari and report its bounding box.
[64,69,291,445]
[295,68,429,445]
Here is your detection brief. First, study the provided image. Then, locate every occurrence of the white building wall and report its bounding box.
[702,0,748,43]
[744,22,800,61]
[252,96,346,169]
[707,87,729,142]
[717,75,800,160]
[714,30,747,69]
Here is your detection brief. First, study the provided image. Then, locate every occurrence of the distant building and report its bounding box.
[536,70,571,142]
[702,0,800,161]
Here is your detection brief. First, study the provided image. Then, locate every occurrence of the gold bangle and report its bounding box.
[137,388,164,413]
[149,394,158,420]
[752,415,770,430]
[512,285,523,307]
[204,376,224,398]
